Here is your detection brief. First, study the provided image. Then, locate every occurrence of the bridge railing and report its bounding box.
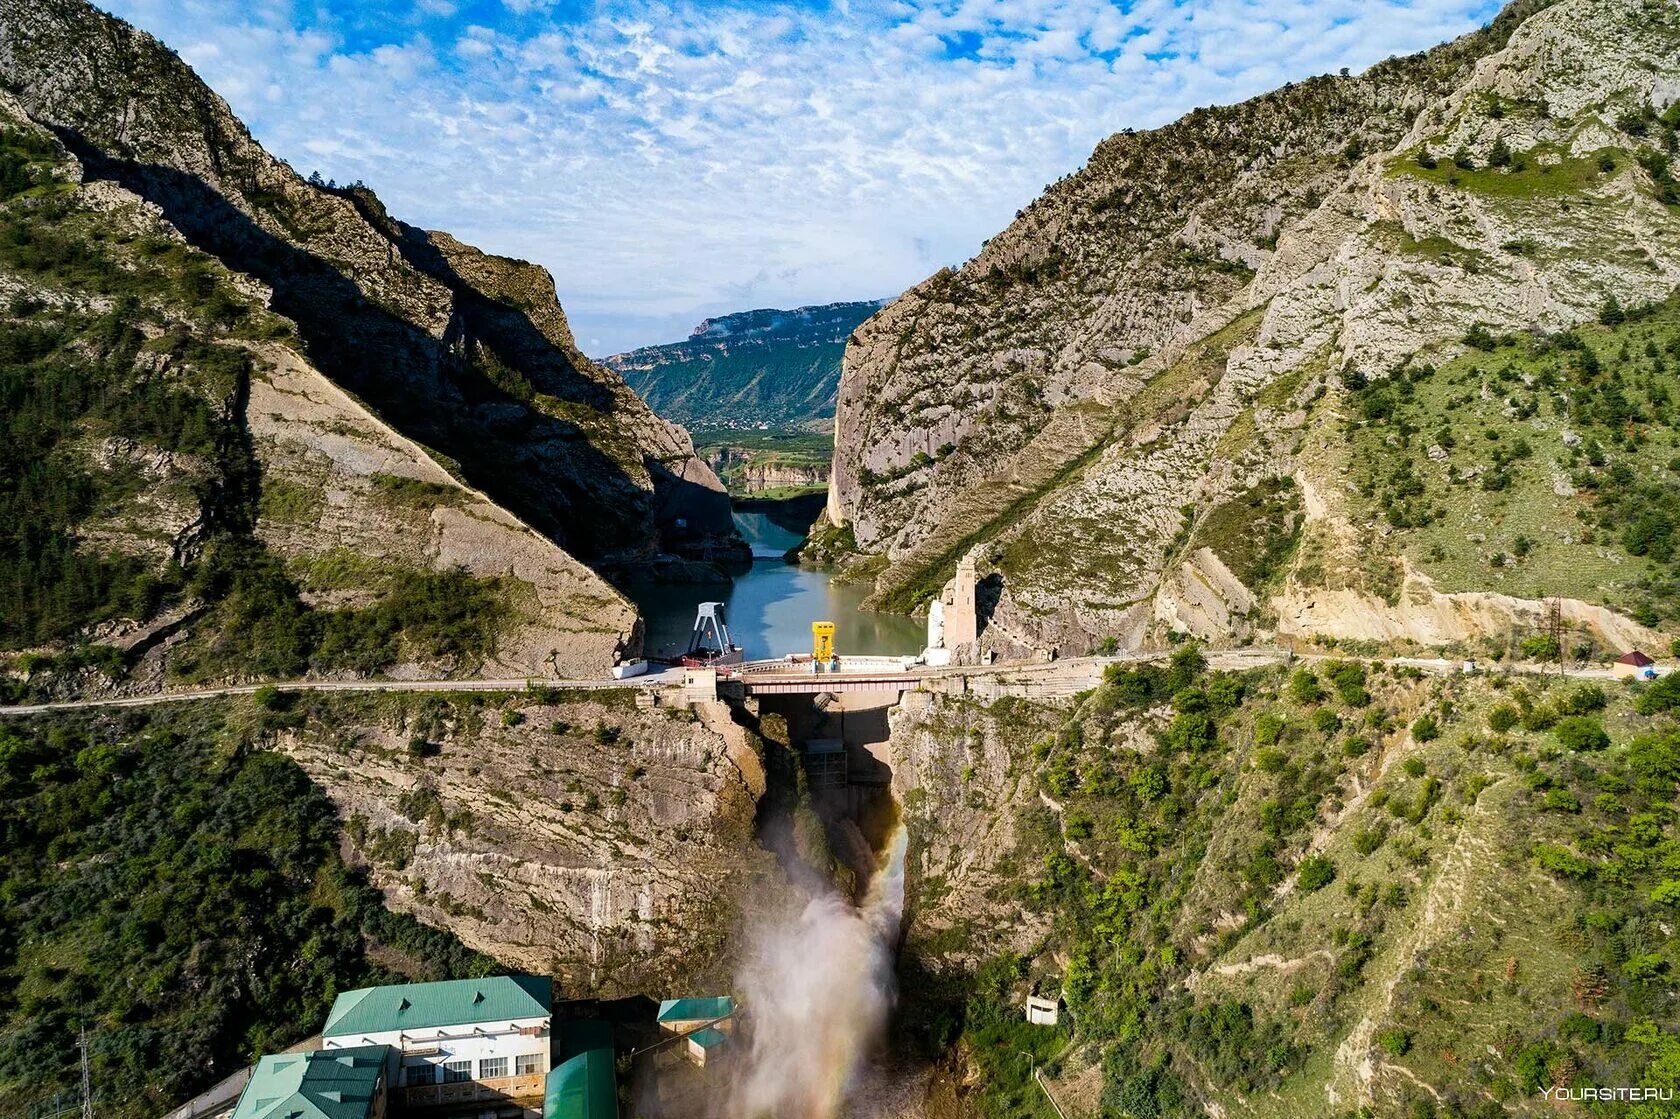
[737,654,920,676]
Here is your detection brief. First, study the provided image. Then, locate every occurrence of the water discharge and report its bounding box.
[731,826,909,1118]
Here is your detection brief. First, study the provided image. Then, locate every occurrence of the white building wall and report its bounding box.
[323,1016,550,1087]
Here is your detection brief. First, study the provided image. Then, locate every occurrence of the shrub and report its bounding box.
[1297,855,1336,892]
[1376,1028,1411,1056]
[1353,824,1387,856]
[1326,661,1370,707]
[1534,843,1593,878]
[1288,668,1324,703]
[1558,685,1607,715]
[1554,716,1610,752]
[1634,671,1680,714]
[1542,788,1581,813]
[1411,714,1440,742]
[1488,704,1520,733]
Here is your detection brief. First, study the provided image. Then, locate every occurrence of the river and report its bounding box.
[627,511,925,661]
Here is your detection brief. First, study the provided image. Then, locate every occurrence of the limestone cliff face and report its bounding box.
[279,693,779,993]
[247,345,640,678]
[0,0,732,564]
[830,0,1680,655]
[703,445,830,493]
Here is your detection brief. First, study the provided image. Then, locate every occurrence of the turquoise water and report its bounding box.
[627,512,925,661]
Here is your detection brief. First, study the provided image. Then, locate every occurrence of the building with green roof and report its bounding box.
[542,1020,617,1119]
[683,1027,728,1068]
[323,974,551,1039]
[321,975,552,1110]
[231,1045,389,1119]
[655,996,733,1035]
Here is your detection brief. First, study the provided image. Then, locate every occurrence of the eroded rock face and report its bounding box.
[888,691,1064,964]
[247,345,640,677]
[0,0,732,563]
[829,0,1680,655]
[280,694,779,993]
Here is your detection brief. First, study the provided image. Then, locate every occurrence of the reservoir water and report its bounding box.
[628,511,925,661]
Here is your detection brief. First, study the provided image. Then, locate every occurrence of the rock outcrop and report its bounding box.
[280,692,779,992]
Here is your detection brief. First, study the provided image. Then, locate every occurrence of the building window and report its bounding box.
[442,1060,472,1083]
[479,1057,509,1080]
[515,1053,542,1076]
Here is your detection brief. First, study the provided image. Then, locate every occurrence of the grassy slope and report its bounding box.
[1340,294,1680,624]
[913,650,1680,1118]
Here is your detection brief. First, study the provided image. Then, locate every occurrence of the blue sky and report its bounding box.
[105,0,1502,354]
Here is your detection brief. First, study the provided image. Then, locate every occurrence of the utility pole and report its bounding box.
[79,1028,92,1119]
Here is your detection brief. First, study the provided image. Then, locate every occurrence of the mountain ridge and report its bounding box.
[824,0,1680,662]
[608,298,883,428]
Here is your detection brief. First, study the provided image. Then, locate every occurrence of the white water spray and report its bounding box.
[732,826,908,1118]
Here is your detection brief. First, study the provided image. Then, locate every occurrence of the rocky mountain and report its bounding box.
[607,299,882,428]
[0,0,745,686]
[825,0,1680,662]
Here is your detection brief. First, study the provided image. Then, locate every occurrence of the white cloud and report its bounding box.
[103,0,1500,353]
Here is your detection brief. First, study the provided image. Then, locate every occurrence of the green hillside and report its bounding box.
[607,300,881,428]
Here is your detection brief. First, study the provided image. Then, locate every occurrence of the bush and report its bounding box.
[1376,1028,1412,1056]
[1534,843,1593,878]
[1634,671,1680,714]
[1411,714,1440,742]
[1288,669,1324,704]
[1326,661,1370,707]
[1488,704,1520,733]
[1554,716,1610,752]
[1559,685,1607,715]
[1297,855,1336,892]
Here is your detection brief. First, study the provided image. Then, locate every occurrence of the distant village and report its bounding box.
[171,976,737,1119]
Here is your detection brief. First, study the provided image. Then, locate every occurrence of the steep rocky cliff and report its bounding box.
[0,0,732,567]
[275,689,780,992]
[829,0,1680,658]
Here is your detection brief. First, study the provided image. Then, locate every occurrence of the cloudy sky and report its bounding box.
[106,0,1501,354]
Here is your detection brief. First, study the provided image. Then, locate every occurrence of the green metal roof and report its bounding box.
[656,996,733,1023]
[686,1027,727,1049]
[232,1045,388,1119]
[544,1021,616,1119]
[323,975,550,1039]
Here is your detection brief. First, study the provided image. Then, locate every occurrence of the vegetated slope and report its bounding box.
[0,98,637,695]
[826,0,1680,661]
[0,0,733,567]
[0,705,492,1119]
[607,300,882,428]
[695,429,833,495]
[890,650,1680,1118]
